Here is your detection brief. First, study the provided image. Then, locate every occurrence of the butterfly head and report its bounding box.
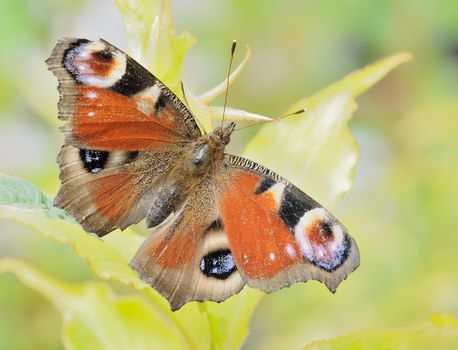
[210,121,236,147]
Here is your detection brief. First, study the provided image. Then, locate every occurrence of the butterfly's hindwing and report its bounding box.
[130,181,245,311]
[55,145,181,236]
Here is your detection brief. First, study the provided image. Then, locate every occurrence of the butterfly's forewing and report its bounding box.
[47,39,201,149]
[47,38,201,235]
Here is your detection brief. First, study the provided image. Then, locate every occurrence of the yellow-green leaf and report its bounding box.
[243,52,412,206]
[303,314,458,350]
[0,259,187,350]
[202,287,264,350]
[0,206,146,291]
[0,175,150,295]
[115,0,195,93]
[0,174,73,221]
[0,175,211,349]
[182,84,214,133]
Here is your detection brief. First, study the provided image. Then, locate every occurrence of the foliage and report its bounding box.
[303,314,458,350]
[244,52,411,205]
[1,0,457,349]
[0,12,408,347]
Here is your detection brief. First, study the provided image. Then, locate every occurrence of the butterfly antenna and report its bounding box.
[221,40,237,128]
[233,108,306,132]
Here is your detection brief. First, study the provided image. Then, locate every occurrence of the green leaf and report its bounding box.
[303,314,458,350]
[0,174,260,349]
[182,84,215,133]
[0,259,188,350]
[243,52,412,206]
[0,174,145,290]
[3,169,269,350]
[114,0,195,93]
[0,175,211,349]
[202,287,264,350]
[0,174,73,221]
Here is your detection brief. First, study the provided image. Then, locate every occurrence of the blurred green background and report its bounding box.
[1,0,457,349]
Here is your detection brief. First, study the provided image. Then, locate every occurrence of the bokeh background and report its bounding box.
[1,0,458,349]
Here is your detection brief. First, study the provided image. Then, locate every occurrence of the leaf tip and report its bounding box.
[390,51,414,65]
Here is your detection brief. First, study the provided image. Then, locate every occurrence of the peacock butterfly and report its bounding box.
[47,38,359,310]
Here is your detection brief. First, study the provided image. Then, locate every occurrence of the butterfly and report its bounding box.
[47,38,359,311]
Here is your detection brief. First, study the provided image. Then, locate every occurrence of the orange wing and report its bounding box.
[47,38,201,150]
[217,155,359,293]
[47,38,200,235]
[71,86,183,150]
[130,155,359,310]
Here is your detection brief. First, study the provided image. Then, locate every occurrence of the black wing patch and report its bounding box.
[200,249,237,280]
[79,149,109,173]
[278,187,318,229]
[110,56,156,96]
